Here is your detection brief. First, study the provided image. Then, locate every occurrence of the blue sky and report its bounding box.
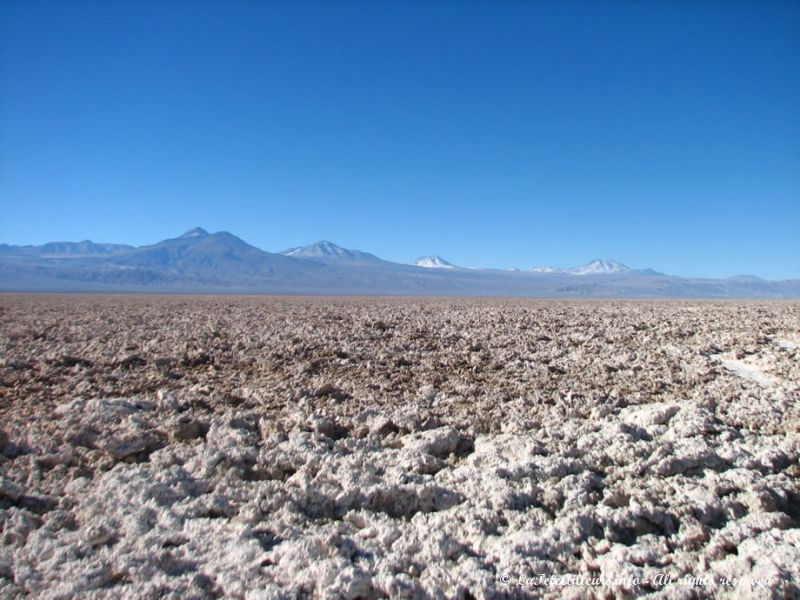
[1,1,798,279]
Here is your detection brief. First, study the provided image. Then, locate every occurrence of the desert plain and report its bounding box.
[0,295,798,599]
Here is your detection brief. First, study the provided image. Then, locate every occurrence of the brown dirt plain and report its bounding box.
[0,295,799,599]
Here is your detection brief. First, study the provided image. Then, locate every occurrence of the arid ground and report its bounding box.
[1,295,798,599]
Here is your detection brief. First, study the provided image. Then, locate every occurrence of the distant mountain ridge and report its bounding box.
[1,228,797,298]
[528,258,661,276]
[0,240,134,257]
[105,228,328,284]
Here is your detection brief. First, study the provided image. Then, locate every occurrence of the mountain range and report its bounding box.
[1,228,797,298]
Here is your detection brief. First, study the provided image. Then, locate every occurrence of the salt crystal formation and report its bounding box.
[1,296,798,598]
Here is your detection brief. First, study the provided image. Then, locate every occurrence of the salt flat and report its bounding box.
[0,296,798,599]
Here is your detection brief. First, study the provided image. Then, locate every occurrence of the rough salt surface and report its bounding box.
[1,296,799,599]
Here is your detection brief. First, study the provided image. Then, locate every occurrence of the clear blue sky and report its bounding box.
[1,1,798,278]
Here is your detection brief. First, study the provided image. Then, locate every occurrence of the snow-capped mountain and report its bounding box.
[280,240,383,263]
[180,227,209,238]
[414,256,457,269]
[528,259,632,276]
[569,259,631,275]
